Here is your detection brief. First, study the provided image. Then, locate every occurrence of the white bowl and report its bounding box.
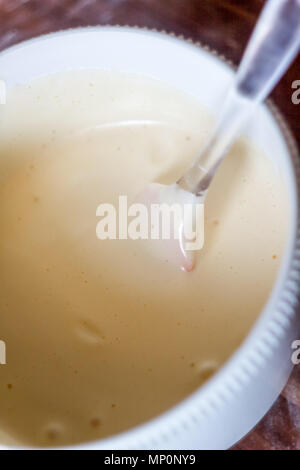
[0,27,299,450]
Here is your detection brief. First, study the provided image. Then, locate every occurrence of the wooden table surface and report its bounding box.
[0,0,299,450]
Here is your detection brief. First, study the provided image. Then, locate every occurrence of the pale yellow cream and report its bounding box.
[0,71,287,446]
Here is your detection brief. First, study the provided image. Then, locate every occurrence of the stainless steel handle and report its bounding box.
[179,0,300,197]
[237,0,300,102]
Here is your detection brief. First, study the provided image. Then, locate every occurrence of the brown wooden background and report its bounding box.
[0,0,299,450]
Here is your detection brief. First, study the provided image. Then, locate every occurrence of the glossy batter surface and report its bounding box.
[0,71,287,446]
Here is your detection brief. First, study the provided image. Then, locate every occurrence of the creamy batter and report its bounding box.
[0,71,287,447]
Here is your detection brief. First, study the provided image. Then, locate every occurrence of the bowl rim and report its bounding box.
[0,25,299,449]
